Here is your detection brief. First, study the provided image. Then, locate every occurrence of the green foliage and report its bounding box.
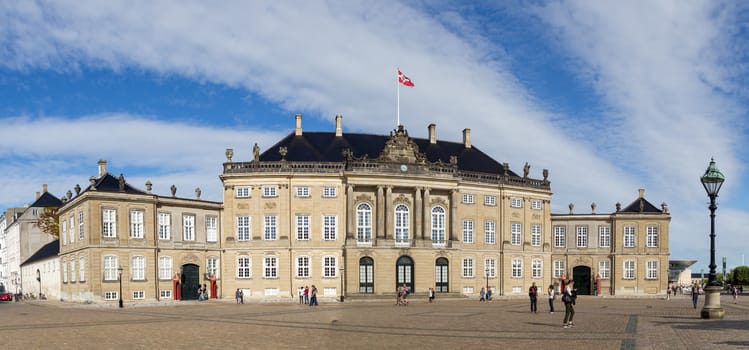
[34,207,59,238]
[731,266,749,286]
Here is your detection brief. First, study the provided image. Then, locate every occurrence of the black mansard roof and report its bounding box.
[29,192,62,208]
[619,196,663,214]
[21,240,59,266]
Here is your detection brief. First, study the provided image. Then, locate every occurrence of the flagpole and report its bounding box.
[397,68,400,127]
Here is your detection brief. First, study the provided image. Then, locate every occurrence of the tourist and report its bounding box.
[548,284,555,314]
[529,282,538,313]
[562,280,576,328]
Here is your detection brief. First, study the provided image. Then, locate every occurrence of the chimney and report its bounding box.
[335,115,343,137]
[639,188,645,198]
[462,128,472,149]
[36,191,40,200]
[42,184,48,193]
[295,114,303,136]
[428,124,437,144]
[98,159,107,177]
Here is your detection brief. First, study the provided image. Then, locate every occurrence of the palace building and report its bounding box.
[56,114,669,303]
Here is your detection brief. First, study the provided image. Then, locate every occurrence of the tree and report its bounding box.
[35,207,60,238]
[731,266,749,286]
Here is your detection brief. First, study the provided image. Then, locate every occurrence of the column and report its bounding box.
[423,188,431,240]
[385,186,393,240]
[346,185,354,239]
[450,190,459,242]
[377,186,385,239]
[414,187,422,241]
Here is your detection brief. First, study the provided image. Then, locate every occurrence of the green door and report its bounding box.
[181,264,200,300]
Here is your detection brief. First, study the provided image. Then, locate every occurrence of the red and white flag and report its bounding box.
[398,69,414,87]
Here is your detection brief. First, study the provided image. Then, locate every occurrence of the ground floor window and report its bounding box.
[132,291,145,299]
[160,290,172,299]
[104,291,118,300]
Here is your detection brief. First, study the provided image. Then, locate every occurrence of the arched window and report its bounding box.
[394,204,410,244]
[356,203,372,243]
[431,206,446,243]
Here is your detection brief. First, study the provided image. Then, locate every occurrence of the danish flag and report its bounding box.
[398,69,414,87]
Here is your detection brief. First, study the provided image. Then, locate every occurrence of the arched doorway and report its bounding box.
[435,257,449,292]
[180,264,200,300]
[573,265,591,295]
[359,257,374,294]
[396,256,414,292]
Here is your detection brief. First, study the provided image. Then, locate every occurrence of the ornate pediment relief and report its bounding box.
[377,126,427,164]
[356,194,373,203]
[394,193,412,206]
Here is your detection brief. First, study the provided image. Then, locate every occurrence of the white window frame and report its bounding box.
[484,220,495,245]
[394,204,410,244]
[511,258,523,278]
[323,256,337,278]
[462,258,474,278]
[599,225,611,248]
[70,260,76,282]
[207,257,219,278]
[646,260,658,279]
[356,203,372,243]
[132,291,145,300]
[237,256,251,278]
[295,186,310,198]
[183,214,195,241]
[264,215,277,241]
[62,260,68,283]
[431,206,446,243]
[624,226,636,248]
[160,290,172,299]
[296,215,310,240]
[599,259,610,280]
[510,198,522,208]
[531,224,541,246]
[463,220,474,244]
[131,256,145,281]
[206,216,218,242]
[531,200,543,210]
[553,226,566,248]
[484,258,496,278]
[264,256,278,278]
[576,225,588,248]
[130,210,144,239]
[462,193,474,204]
[79,257,86,282]
[623,260,635,279]
[159,256,172,280]
[322,186,337,198]
[532,259,542,278]
[69,216,75,243]
[102,209,117,238]
[104,255,118,281]
[296,256,310,278]
[646,225,659,248]
[78,210,84,240]
[104,291,118,301]
[511,223,521,245]
[235,186,250,198]
[236,216,251,241]
[158,212,171,240]
[323,215,337,241]
[553,260,565,279]
[62,220,67,245]
[484,195,496,206]
[262,185,278,198]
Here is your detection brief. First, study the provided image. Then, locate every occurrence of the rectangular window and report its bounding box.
[323,256,337,278]
[104,256,118,281]
[511,198,522,208]
[599,260,610,279]
[462,220,474,244]
[264,215,277,240]
[484,258,496,278]
[553,226,566,248]
[236,216,251,241]
[102,209,117,238]
[624,260,635,279]
[484,195,496,206]
[237,256,251,278]
[131,256,145,281]
[624,226,635,248]
[207,257,219,278]
[511,223,521,245]
[297,256,310,278]
[263,185,278,197]
[159,256,172,280]
[295,186,310,197]
[553,260,565,278]
[78,210,84,240]
[206,216,218,242]
[160,290,172,299]
[183,215,195,241]
[132,291,145,300]
[599,225,611,248]
[484,221,496,245]
[462,258,474,278]
[511,258,523,278]
[646,260,658,279]
[70,261,76,282]
[531,224,541,246]
[323,186,337,198]
[323,215,337,241]
[296,215,310,240]
[531,200,543,210]
[158,213,171,240]
[235,187,250,198]
[576,226,588,248]
[62,220,67,245]
[69,216,75,243]
[264,256,278,278]
[646,225,659,248]
[462,194,474,204]
[104,291,118,301]
[79,257,86,282]
[532,259,542,278]
[130,210,144,239]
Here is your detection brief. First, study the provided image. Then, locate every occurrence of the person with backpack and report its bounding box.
[562,280,576,328]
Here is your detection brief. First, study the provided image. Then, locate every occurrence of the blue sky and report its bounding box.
[2,1,748,271]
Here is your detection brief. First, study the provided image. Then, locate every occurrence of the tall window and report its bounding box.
[78,210,84,240]
[206,216,217,242]
[624,226,635,247]
[599,225,611,248]
[623,260,635,279]
[264,256,278,278]
[297,256,310,278]
[553,226,566,247]
[236,216,250,241]
[394,204,410,243]
[62,260,68,283]
[79,257,86,282]
[646,225,659,247]
[356,203,372,243]
[576,225,588,248]
[462,258,474,278]
[237,256,251,278]
[531,224,541,246]
[130,210,144,239]
[131,256,145,280]
[323,256,337,278]
[532,259,542,278]
[511,258,523,278]
[431,206,446,243]
[159,256,172,280]
[511,223,521,245]
[599,259,610,279]
[296,215,310,240]
[158,213,171,240]
[69,217,75,243]
[235,186,250,198]
[485,258,496,278]
[70,260,76,282]
[104,256,118,281]
[323,215,337,241]
[207,257,219,278]
[553,260,565,278]
[264,215,277,240]
[484,220,496,244]
[62,220,67,245]
[646,260,658,279]
[463,220,474,243]
[183,215,195,241]
[101,209,117,238]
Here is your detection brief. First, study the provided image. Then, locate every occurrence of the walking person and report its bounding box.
[562,280,576,328]
[298,286,304,304]
[304,286,309,304]
[428,287,435,303]
[732,285,738,304]
[396,285,403,306]
[529,282,538,313]
[479,287,486,302]
[486,287,493,301]
[235,288,241,304]
[692,282,700,309]
[548,284,555,314]
[401,283,409,306]
[309,285,318,307]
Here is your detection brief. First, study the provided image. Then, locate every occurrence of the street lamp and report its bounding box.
[36,269,41,298]
[118,265,124,308]
[485,267,490,295]
[339,265,345,303]
[700,158,725,319]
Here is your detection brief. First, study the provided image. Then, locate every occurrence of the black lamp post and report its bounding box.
[485,267,490,294]
[118,266,124,308]
[36,269,41,298]
[700,158,725,319]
